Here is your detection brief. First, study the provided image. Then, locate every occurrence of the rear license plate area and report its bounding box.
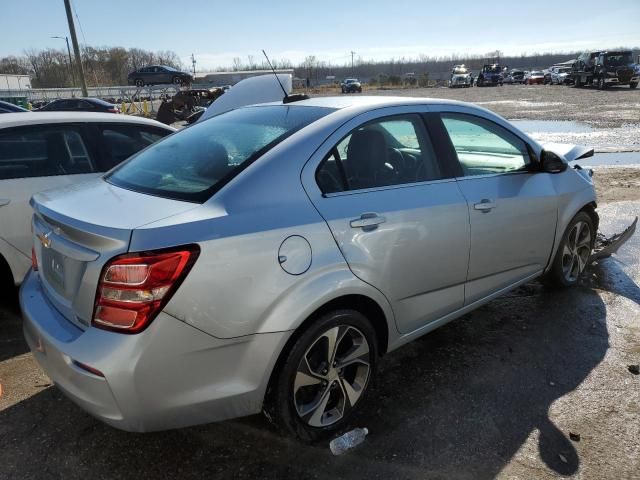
[43,249,66,292]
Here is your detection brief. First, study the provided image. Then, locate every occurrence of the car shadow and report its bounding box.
[0,277,614,480]
[584,256,640,306]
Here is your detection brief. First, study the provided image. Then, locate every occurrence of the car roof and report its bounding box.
[0,100,28,112]
[0,112,176,130]
[266,95,469,110]
[48,97,114,105]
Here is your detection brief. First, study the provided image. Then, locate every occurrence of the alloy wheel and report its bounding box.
[293,325,371,427]
[561,220,592,282]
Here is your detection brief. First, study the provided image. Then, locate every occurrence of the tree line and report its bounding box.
[0,47,184,88]
[1,45,637,88]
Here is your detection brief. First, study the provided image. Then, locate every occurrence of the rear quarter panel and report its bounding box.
[130,120,397,340]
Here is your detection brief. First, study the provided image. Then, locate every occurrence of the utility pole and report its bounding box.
[52,36,76,86]
[350,51,356,74]
[63,0,88,96]
[191,53,196,76]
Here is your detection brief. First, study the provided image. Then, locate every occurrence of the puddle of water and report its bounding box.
[513,120,594,133]
[572,151,640,167]
[477,100,564,107]
[513,120,640,153]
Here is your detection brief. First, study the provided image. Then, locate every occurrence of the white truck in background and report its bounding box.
[0,74,31,91]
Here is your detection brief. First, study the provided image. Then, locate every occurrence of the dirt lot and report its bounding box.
[595,168,640,203]
[315,83,640,129]
[1,86,639,480]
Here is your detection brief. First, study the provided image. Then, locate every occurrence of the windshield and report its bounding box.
[483,65,500,73]
[453,67,468,74]
[106,105,332,202]
[531,71,543,76]
[163,65,179,72]
[345,79,358,83]
[604,53,632,66]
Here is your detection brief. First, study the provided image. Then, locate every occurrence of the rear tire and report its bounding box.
[631,82,638,89]
[541,211,594,289]
[264,309,378,442]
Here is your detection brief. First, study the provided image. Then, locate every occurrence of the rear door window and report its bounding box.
[0,125,96,179]
[316,114,442,194]
[106,105,332,202]
[78,100,95,110]
[97,125,170,170]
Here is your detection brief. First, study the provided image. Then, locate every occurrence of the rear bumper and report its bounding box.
[20,270,291,432]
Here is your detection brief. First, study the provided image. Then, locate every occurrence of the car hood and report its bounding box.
[198,74,292,123]
[542,142,594,163]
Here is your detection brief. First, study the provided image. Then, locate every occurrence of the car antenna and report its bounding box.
[261,49,308,104]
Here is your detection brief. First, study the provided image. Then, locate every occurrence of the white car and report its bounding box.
[0,112,175,287]
[550,66,573,85]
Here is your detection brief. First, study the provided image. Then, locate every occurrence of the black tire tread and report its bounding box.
[263,309,377,442]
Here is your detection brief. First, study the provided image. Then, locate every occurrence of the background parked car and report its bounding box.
[449,65,473,88]
[550,66,574,85]
[504,70,525,84]
[128,65,193,87]
[0,112,174,287]
[476,64,504,86]
[36,97,120,113]
[524,71,545,85]
[0,100,29,113]
[341,78,362,93]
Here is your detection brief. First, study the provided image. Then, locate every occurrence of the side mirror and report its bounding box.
[540,150,568,173]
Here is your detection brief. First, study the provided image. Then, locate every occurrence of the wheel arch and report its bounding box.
[545,198,599,274]
[580,201,599,233]
[262,293,391,410]
[0,253,13,288]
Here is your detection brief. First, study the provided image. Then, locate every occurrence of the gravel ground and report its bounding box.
[1,87,639,480]
[317,84,640,129]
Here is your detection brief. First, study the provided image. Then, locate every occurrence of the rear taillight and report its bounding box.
[31,247,38,271]
[93,245,200,333]
[107,107,119,113]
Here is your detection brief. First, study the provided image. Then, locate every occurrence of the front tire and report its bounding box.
[630,82,638,89]
[542,212,594,288]
[264,309,378,442]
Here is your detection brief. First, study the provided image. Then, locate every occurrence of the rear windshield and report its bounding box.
[106,105,332,202]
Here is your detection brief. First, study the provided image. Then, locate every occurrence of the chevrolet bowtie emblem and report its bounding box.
[37,231,52,249]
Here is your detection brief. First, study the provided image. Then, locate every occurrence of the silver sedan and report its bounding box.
[22,96,598,441]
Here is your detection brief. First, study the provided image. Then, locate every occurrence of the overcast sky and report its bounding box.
[2,0,639,70]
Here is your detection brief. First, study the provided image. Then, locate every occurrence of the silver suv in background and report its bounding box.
[22,96,598,442]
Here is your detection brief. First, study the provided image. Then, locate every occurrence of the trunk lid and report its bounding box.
[31,178,197,328]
